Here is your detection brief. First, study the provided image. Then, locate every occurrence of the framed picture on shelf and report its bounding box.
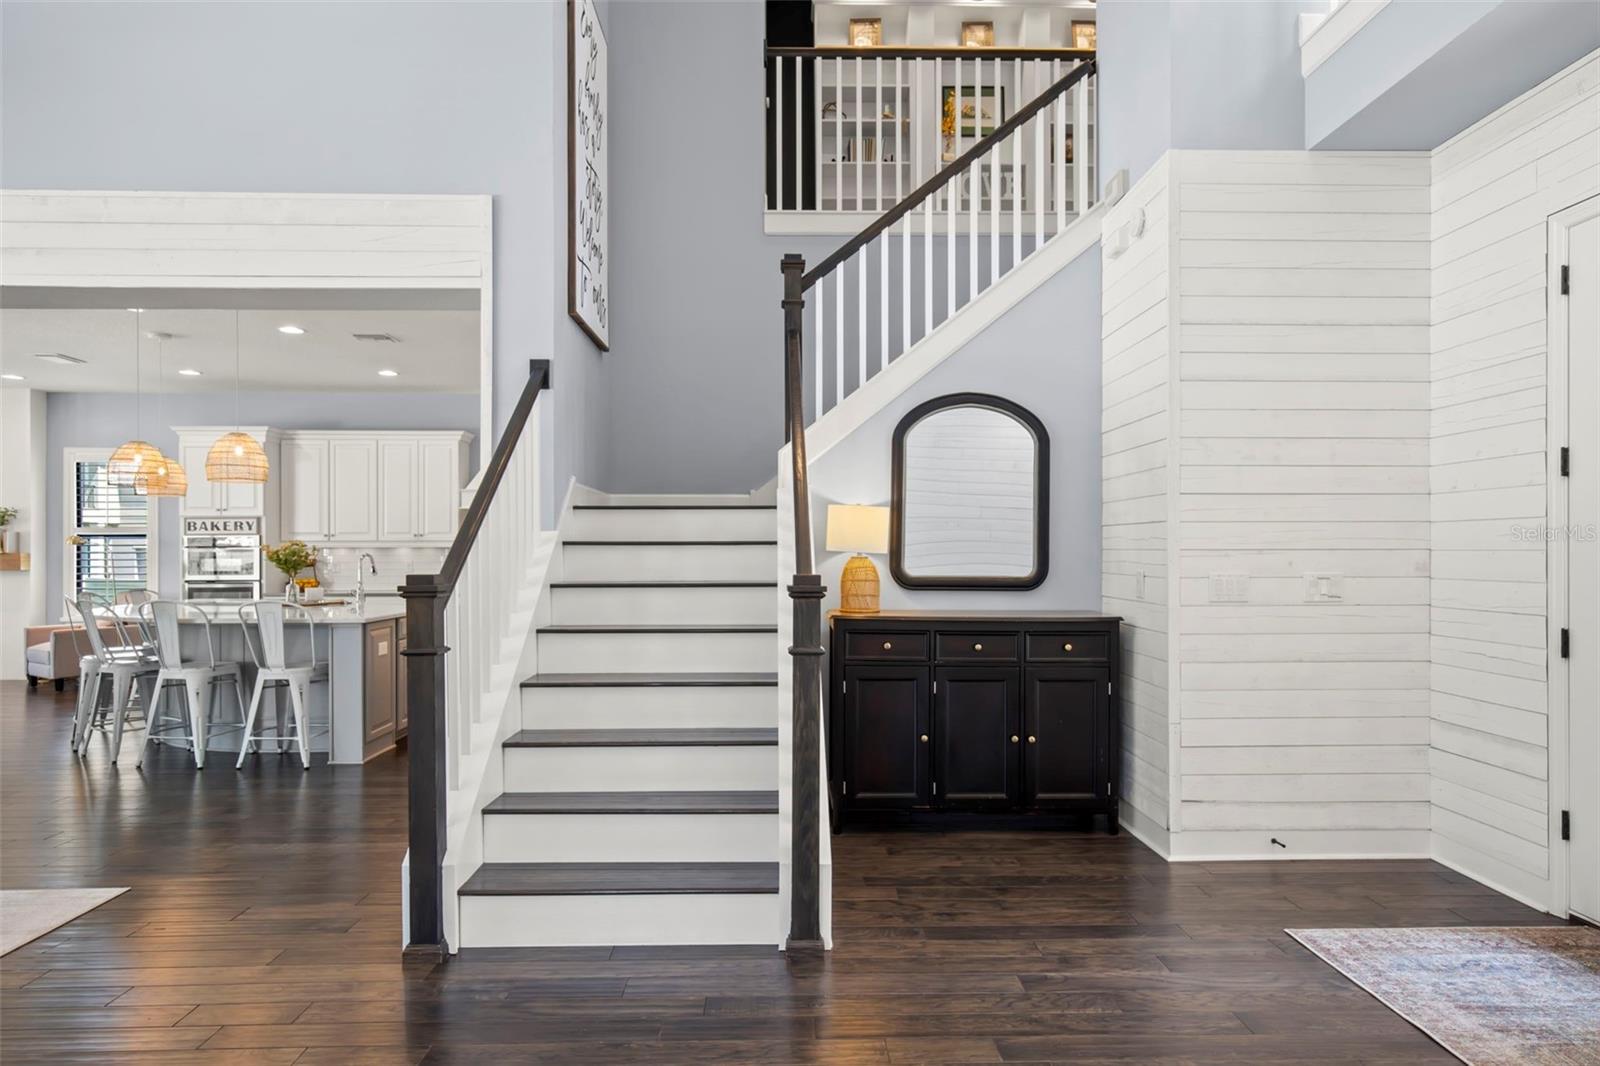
[849,18,881,47]
[1071,21,1096,50]
[941,84,1005,157]
[960,21,994,47]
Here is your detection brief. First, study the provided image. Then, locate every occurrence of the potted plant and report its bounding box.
[0,506,17,554]
[262,540,317,602]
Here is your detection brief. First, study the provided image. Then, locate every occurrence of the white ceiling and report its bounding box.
[0,306,478,394]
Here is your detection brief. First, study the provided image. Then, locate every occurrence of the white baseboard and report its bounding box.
[1118,805,1171,859]
[1431,838,1557,916]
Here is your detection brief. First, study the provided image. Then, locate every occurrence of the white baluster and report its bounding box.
[795,56,804,212]
[1055,59,1066,228]
[835,57,843,211]
[1074,66,1091,213]
[880,228,888,372]
[834,268,844,410]
[815,274,825,417]
[946,59,956,318]
[875,56,883,212]
[857,250,865,393]
[775,55,784,211]
[855,56,863,213]
[1011,60,1021,269]
[1034,60,1044,249]
[990,61,1000,287]
[901,210,909,359]
[970,58,979,303]
[894,57,903,207]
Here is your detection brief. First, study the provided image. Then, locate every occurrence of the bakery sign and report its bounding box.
[183,516,260,536]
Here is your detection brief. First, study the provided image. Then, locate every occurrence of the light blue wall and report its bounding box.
[808,245,1104,614]
[1096,0,1173,187]
[44,390,479,614]
[1306,0,1600,148]
[0,0,598,522]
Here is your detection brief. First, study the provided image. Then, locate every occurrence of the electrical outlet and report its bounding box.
[1303,572,1343,602]
[1208,572,1249,603]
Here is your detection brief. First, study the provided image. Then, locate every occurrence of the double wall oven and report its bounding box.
[182,516,263,601]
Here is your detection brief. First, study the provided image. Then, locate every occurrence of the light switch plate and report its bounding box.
[1208,573,1249,603]
[1303,572,1344,602]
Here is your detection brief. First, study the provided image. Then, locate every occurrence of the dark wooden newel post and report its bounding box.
[402,573,449,957]
[782,253,825,953]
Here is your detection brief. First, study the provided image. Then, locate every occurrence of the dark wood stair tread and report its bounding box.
[460,862,780,896]
[538,624,778,634]
[485,791,779,815]
[505,728,777,748]
[521,672,778,688]
[550,580,778,588]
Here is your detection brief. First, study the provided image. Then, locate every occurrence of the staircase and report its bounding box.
[455,499,783,948]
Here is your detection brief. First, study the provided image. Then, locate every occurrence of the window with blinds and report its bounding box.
[70,458,151,601]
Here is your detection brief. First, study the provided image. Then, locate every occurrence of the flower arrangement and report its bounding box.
[262,540,316,580]
[0,506,17,529]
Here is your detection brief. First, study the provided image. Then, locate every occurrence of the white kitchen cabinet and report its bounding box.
[174,428,274,516]
[377,439,419,543]
[418,439,462,540]
[280,437,330,542]
[329,439,379,542]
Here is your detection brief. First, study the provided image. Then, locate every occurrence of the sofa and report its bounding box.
[24,625,128,691]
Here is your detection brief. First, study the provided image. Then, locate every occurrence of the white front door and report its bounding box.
[1559,198,1600,923]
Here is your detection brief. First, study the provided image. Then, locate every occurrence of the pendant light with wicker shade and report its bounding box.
[108,310,164,487]
[134,331,188,497]
[206,310,270,483]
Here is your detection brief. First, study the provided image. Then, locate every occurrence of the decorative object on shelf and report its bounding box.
[942,84,1004,139]
[849,17,881,47]
[109,310,162,488]
[891,393,1049,590]
[0,506,17,553]
[568,0,609,351]
[206,311,270,483]
[134,332,188,497]
[826,504,890,615]
[960,21,994,47]
[263,540,317,601]
[822,100,845,120]
[1071,20,1096,50]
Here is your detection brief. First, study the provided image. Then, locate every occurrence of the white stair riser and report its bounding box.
[550,585,771,626]
[562,543,774,581]
[460,893,775,947]
[522,686,775,729]
[504,745,776,791]
[569,509,773,541]
[537,631,773,674]
[483,813,777,863]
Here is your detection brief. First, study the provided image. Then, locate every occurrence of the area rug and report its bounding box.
[0,887,129,955]
[1288,926,1600,1065]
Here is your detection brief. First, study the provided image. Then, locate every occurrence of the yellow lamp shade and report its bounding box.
[205,431,270,483]
[134,453,188,497]
[107,439,165,486]
[826,504,890,555]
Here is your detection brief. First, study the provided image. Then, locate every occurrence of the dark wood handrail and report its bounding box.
[801,57,1096,290]
[402,357,550,957]
[767,45,1093,61]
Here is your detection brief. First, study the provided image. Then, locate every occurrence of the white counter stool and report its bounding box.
[67,593,158,762]
[236,601,328,770]
[135,600,248,770]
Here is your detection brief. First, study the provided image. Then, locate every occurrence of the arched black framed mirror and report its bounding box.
[890,392,1049,589]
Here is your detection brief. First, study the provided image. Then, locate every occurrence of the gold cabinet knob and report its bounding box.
[973,642,983,651]
[1028,735,1037,744]
[920,734,929,743]
[882,641,893,650]
[1063,643,1073,652]
[1011,735,1019,743]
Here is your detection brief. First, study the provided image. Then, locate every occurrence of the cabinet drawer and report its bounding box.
[845,631,929,661]
[936,632,1019,662]
[1025,633,1109,662]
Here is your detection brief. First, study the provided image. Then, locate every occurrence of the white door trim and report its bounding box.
[0,189,495,456]
[1546,192,1599,919]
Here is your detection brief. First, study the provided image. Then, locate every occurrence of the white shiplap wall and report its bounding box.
[1171,150,1434,859]
[1101,157,1174,852]
[1429,53,1600,908]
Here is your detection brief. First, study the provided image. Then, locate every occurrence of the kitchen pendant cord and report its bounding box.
[233,309,242,430]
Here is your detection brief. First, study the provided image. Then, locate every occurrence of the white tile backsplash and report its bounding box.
[313,546,445,597]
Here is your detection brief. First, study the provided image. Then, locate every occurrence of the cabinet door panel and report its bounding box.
[329,439,378,541]
[395,631,409,736]
[418,439,461,541]
[377,439,419,542]
[280,438,329,541]
[843,665,929,808]
[933,667,1020,809]
[364,621,397,745]
[180,440,218,514]
[1024,665,1106,807]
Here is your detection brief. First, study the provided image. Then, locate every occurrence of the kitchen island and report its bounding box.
[130,597,410,765]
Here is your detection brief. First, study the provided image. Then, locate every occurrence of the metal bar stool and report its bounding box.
[136,600,249,770]
[236,601,329,770]
[67,593,159,762]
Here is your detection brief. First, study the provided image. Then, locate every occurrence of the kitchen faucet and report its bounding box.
[356,552,377,609]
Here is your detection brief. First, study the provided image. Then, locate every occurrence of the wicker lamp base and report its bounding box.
[838,554,881,615]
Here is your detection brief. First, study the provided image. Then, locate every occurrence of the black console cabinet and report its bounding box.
[829,612,1122,831]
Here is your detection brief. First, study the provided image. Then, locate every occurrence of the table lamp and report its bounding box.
[826,504,891,615]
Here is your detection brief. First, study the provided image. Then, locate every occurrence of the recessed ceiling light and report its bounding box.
[377,369,399,378]
[1,373,24,381]
[34,353,88,366]
[126,307,145,313]
[277,324,306,335]
[178,368,203,377]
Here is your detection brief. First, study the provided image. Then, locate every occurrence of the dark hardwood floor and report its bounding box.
[0,680,1559,1064]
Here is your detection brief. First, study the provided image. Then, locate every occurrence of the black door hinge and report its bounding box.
[1561,447,1570,477]
[1561,628,1570,659]
[1561,264,1570,295]
[1562,810,1571,841]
